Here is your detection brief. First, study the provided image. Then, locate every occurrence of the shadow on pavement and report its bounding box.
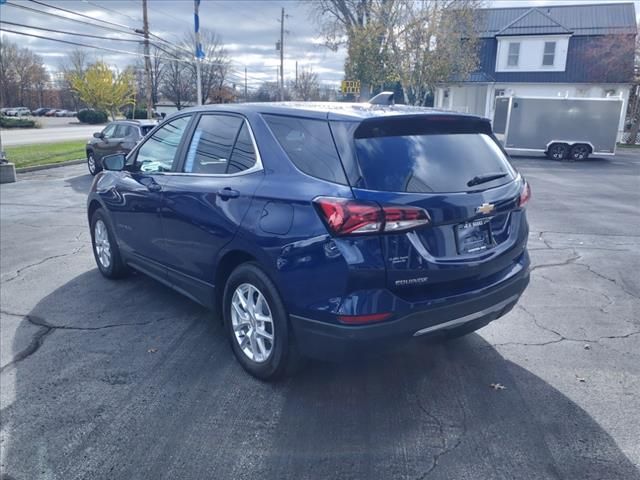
[3,270,639,480]
[64,172,93,195]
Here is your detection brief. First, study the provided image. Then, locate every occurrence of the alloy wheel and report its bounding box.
[94,219,112,269]
[231,283,275,363]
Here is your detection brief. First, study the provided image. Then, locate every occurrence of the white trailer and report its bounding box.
[492,96,623,160]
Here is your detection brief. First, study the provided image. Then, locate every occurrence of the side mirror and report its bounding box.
[93,132,103,139]
[102,153,126,171]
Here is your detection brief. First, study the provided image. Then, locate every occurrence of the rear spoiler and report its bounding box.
[354,114,493,139]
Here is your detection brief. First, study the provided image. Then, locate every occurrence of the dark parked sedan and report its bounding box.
[86,119,156,175]
[87,101,531,380]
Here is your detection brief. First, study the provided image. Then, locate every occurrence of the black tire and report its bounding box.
[569,144,590,161]
[90,209,130,279]
[547,143,569,161]
[87,151,101,176]
[223,262,299,381]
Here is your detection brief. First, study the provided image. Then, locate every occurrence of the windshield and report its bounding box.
[354,132,516,193]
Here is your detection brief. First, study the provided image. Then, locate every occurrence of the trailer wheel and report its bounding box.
[569,144,590,161]
[547,143,569,161]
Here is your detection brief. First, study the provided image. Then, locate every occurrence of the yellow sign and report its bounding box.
[341,80,361,94]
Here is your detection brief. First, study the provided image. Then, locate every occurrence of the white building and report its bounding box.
[434,3,637,136]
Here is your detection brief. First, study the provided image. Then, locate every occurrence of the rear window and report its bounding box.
[263,114,347,185]
[354,132,515,193]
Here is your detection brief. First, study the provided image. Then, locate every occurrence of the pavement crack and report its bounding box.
[575,262,640,300]
[487,306,640,348]
[412,393,466,479]
[1,245,86,283]
[0,312,168,373]
[529,251,581,273]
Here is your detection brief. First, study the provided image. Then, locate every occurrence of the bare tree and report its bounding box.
[182,29,230,104]
[294,68,320,101]
[0,41,18,108]
[0,40,50,108]
[60,48,92,110]
[160,54,194,110]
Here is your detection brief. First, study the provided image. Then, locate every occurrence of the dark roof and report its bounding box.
[476,2,636,37]
[180,102,483,122]
[496,8,572,36]
[471,35,635,84]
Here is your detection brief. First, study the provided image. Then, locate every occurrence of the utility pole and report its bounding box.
[279,7,284,101]
[194,0,203,105]
[142,0,153,119]
[244,67,248,101]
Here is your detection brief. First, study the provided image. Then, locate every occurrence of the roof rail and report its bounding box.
[369,91,395,106]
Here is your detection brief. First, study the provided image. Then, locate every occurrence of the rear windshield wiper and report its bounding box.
[466,172,508,187]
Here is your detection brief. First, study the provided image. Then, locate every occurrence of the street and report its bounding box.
[1,117,100,147]
[1,152,639,479]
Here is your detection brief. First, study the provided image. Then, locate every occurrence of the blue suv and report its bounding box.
[87,102,531,380]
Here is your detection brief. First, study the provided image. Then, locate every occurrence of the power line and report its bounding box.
[27,0,138,33]
[0,26,260,81]
[0,20,145,43]
[4,2,141,37]
[82,0,142,24]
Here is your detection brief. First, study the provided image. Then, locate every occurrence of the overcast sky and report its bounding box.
[1,0,638,90]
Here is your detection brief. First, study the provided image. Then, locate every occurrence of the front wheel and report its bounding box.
[223,263,298,380]
[87,151,101,175]
[90,210,129,279]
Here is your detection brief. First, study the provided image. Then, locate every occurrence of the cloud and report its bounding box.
[0,0,346,87]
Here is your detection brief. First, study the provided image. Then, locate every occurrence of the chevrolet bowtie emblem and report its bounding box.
[476,203,495,215]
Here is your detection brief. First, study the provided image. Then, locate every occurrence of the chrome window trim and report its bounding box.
[165,113,264,178]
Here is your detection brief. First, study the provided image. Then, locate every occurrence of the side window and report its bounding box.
[101,124,116,138]
[507,42,520,67]
[135,115,191,173]
[113,124,129,138]
[227,122,257,173]
[263,114,347,185]
[542,41,556,66]
[184,114,243,174]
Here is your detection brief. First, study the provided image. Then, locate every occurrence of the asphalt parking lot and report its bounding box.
[1,151,639,480]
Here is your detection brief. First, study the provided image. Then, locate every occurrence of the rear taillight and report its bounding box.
[519,181,531,208]
[314,197,430,236]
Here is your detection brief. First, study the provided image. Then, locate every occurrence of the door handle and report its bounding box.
[217,188,239,200]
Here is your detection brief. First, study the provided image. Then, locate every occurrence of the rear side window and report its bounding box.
[354,132,515,193]
[263,114,347,185]
[184,114,243,174]
[227,122,257,173]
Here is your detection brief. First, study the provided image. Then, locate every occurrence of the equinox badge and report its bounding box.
[476,203,496,215]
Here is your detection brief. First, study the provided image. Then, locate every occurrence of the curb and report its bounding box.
[16,159,85,173]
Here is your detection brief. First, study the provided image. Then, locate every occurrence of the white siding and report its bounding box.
[495,35,570,72]
[435,83,631,140]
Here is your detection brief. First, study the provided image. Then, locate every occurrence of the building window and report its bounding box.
[507,42,520,67]
[542,41,556,66]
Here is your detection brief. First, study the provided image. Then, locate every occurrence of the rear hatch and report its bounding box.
[331,114,529,299]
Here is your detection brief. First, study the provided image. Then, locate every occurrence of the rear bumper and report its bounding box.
[290,267,529,360]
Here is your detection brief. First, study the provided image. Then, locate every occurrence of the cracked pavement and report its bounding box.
[1,153,639,479]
